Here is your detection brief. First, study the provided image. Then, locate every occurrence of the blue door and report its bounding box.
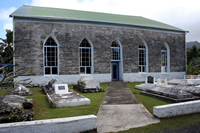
[112,62,119,80]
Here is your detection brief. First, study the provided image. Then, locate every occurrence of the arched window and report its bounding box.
[79,38,92,74]
[111,41,120,61]
[138,42,147,72]
[161,44,168,72]
[44,37,58,75]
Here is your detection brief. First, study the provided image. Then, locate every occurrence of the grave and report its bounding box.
[8,84,33,96]
[136,78,200,103]
[43,79,91,108]
[0,95,34,123]
[74,77,104,93]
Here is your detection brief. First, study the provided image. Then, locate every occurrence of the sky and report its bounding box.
[0,0,200,42]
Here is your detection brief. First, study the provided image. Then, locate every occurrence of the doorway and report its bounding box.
[111,62,119,80]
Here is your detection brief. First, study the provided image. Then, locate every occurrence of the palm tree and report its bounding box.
[0,30,13,62]
[187,44,200,66]
[187,44,200,75]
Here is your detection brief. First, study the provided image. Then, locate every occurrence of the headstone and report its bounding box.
[147,76,154,84]
[54,84,69,94]
[145,78,147,84]
[165,79,168,86]
[161,66,165,73]
[157,78,161,86]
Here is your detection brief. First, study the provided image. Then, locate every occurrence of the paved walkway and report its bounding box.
[97,81,160,133]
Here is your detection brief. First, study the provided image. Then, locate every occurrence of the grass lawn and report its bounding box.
[120,82,200,133]
[1,82,200,132]
[27,83,109,120]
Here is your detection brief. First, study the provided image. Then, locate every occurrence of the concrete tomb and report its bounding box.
[8,84,33,96]
[137,78,200,103]
[0,95,34,123]
[74,77,104,93]
[43,79,91,108]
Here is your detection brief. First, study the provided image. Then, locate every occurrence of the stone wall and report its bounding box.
[14,19,186,76]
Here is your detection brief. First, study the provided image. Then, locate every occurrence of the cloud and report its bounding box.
[0,7,16,31]
[29,0,200,42]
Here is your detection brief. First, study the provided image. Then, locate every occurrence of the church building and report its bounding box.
[10,5,186,85]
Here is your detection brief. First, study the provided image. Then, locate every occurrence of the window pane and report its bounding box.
[52,67,58,74]
[80,67,85,74]
[45,67,51,74]
[86,67,91,74]
[139,66,141,72]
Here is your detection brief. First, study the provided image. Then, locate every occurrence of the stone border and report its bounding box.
[140,91,200,103]
[0,115,97,133]
[153,100,200,118]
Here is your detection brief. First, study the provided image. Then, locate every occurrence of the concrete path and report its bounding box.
[97,81,160,133]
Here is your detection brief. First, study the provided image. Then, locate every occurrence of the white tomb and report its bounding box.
[78,78,100,89]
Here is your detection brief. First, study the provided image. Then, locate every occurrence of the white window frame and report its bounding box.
[79,39,93,74]
[161,43,170,73]
[111,41,120,61]
[44,37,58,75]
[138,42,148,73]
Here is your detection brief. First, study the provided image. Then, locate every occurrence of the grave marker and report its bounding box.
[54,84,69,94]
[147,76,154,84]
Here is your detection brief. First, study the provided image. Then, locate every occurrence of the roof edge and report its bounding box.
[13,16,186,33]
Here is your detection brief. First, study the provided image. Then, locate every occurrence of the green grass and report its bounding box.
[126,82,168,114]
[27,83,108,120]
[119,82,200,133]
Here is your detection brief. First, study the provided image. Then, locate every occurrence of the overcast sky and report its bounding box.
[0,0,200,42]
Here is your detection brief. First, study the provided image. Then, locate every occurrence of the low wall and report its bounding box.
[153,100,200,118]
[0,115,97,133]
[14,73,111,86]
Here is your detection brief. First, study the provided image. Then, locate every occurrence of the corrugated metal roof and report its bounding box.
[10,5,185,32]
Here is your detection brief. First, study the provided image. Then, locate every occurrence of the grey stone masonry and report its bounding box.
[14,19,186,75]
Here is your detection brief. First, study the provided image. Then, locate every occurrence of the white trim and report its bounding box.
[14,72,185,86]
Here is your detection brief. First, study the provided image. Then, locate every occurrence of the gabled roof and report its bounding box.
[10,5,185,32]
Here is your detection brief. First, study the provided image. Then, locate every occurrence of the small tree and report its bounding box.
[187,44,200,75]
[0,29,13,62]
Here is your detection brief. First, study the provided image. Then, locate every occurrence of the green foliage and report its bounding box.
[187,44,200,65]
[0,29,13,64]
[187,62,200,75]
[187,44,200,75]
[30,70,33,74]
